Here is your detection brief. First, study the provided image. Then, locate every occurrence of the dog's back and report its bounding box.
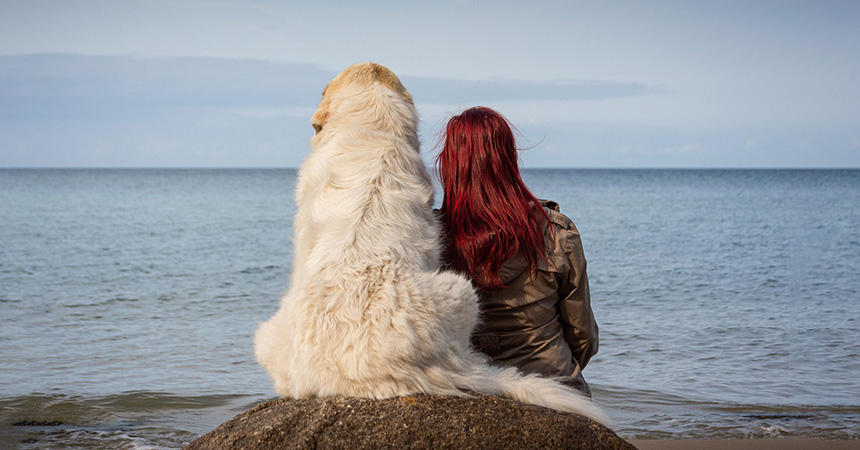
[254,63,609,425]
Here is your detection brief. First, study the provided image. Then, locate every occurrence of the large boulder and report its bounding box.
[186,393,634,449]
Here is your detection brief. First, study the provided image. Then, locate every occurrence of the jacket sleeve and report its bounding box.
[557,225,599,370]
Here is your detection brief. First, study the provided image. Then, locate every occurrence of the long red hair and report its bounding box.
[436,107,549,291]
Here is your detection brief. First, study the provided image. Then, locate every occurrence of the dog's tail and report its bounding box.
[442,359,611,426]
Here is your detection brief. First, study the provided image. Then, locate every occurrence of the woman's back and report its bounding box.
[471,200,598,395]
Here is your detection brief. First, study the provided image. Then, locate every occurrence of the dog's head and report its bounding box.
[311,62,415,142]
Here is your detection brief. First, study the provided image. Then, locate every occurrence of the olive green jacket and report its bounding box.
[470,200,598,395]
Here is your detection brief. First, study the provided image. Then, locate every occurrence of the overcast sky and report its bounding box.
[1,0,858,167]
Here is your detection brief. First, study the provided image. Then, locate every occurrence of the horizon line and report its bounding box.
[2,166,859,170]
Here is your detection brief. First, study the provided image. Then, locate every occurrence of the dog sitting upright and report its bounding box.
[254,62,608,424]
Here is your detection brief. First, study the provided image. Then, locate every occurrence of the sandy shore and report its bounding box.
[630,438,859,450]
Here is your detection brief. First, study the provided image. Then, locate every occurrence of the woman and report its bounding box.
[436,106,598,396]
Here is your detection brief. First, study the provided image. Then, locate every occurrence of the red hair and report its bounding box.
[436,107,549,291]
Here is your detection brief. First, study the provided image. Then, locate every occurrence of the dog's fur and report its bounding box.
[254,62,608,424]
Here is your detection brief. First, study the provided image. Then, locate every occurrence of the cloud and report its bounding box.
[404,76,660,104]
[0,54,329,117]
[0,53,659,117]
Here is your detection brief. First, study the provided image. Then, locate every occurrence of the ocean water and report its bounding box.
[1,168,858,448]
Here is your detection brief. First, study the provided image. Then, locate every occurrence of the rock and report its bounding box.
[186,393,634,449]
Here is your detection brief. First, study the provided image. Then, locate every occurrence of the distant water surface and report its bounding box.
[1,168,858,447]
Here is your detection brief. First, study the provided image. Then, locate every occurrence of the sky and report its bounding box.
[1,0,858,167]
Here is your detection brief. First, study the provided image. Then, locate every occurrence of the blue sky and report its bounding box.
[1,0,858,167]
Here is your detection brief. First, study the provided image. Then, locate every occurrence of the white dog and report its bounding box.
[254,62,608,425]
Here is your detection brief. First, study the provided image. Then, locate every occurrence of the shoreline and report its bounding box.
[630,438,859,450]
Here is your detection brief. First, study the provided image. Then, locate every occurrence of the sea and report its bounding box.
[1,168,858,448]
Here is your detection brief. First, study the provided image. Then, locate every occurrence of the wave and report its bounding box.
[0,391,265,449]
[62,297,141,308]
[1,391,256,418]
[592,384,860,440]
[237,265,282,274]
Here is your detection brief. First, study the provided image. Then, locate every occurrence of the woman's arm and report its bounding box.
[558,225,599,370]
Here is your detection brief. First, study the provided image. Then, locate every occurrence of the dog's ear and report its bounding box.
[311,108,327,134]
[311,85,331,134]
